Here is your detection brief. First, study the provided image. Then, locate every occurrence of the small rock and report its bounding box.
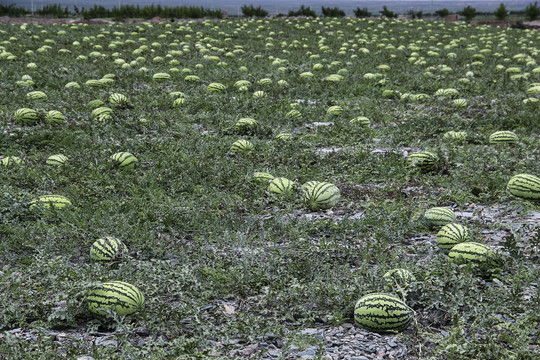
[267,349,280,357]
[94,336,117,347]
[297,346,317,358]
[240,343,258,356]
[76,356,95,360]
[300,328,320,336]
[135,327,150,337]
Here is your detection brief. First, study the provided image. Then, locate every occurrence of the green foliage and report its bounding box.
[525,1,540,20]
[241,4,268,17]
[380,6,397,18]
[460,5,478,22]
[494,3,509,20]
[435,8,450,18]
[321,6,346,18]
[354,7,372,18]
[80,4,223,20]
[288,5,317,18]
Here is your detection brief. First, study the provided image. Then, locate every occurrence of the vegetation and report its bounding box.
[321,6,346,18]
[288,5,317,18]
[353,7,372,18]
[241,4,268,17]
[525,1,540,20]
[494,3,509,20]
[380,6,397,18]
[435,8,450,18]
[460,5,478,22]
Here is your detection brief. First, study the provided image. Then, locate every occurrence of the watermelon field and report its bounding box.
[0,17,539,359]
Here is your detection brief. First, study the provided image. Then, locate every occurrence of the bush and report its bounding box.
[288,5,317,17]
[354,7,371,18]
[407,10,423,19]
[79,4,222,20]
[525,1,540,20]
[380,6,396,18]
[241,4,268,17]
[321,6,345,17]
[460,5,478,22]
[494,3,508,20]
[36,4,70,18]
[0,4,29,17]
[435,8,450,18]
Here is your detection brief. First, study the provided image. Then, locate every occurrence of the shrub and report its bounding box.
[354,7,371,18]
[241,4,268,17]
[494,3,508,20]
[460,5,478,22]
[435,8,450,18]
[525,1,540,20]
[321,6,345,17]
[380,6,396,18]
[288,5,317,17]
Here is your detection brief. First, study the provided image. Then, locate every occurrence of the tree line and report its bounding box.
[2,2,540,21]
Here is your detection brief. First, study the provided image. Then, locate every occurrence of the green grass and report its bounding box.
[0,18,539,359]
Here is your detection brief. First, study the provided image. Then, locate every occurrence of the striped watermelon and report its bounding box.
[91,107,113,121]
[304,182,340,210]
[14,108,40,124]
[506,174,540,200]
[277,80,289,87]
[489,131,518,144]
[207,82,226,92]
[172,97,185,108]
[286,110,302,119]
[407,152,438,172]
[87,99,105,109]
[87,281,144,315]
[350,117,371,128]
[326,106,343,116]
[65,82,80,89]
[90,236,128,261]
[253,91,266,98]
[153,73,171,81]
[46,154,68,166]
[30,195,72,210]
[230,140,254,153]
[253,172,274,184]
[424,207,456,228]
[169,91,185,99]
[268,177,294,196]
[443,131,467,142]
[1,156,23,166]
[258,78,273,85]
[235,118,257,130]
[275,132,292,140]
[26,91,47,101]
[45,110,65,124]
[85,79,103,87]
[354,293,413,333]
[111,152,138,169]
[184,75,201,82]
[383,269,417,290]
[448,242,493,265]
[453,98,468,108]
[234,80,251,89]
[437,223,472,251]
[109,93,128,107]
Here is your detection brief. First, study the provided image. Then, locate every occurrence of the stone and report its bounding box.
[296,346,317,358]
[94,336,117,347]
[135,327,150,337]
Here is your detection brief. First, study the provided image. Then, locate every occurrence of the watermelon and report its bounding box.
[424,207,456,227]
[437,223,472,251]
[253,91,266,98]
[407,152,438,172]
[286,110,302,119]
[46,154,68,166]
[91,107,113,121]
[153,73,171,81]
[30,195,72,210]
[253,172,274,184]
[109,93,129,107]
[326,106,343,116]
[304,181,340,210]
[448,242,493,265]
[489,131,518,144]
[258,78,272,85]
[383,269,417,290]
[90,236,128,261]
[350,116,371,128]
[172,97,185,108]
[26,91,47,101]
[354,293,413,333]
[87,281,144,315]
[230,140,254,153]
[268,177,294,196]
[453,98,468,108]
[111,152,138,169]
[207,82,226,92]
[275,132,292,140]
[1,156,23,166]
[443,131,467,142]
[235,118,257,130]
[44,110,65,124]
[14,108,40,124]
[87,99,105,109]
[506,174,540,200]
